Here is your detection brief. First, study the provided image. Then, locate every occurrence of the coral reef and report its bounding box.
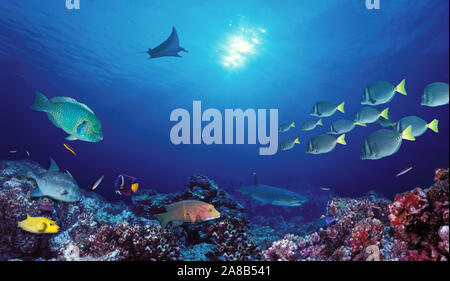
[387,168,449,261]
[0,160,448,261]
[262,169,449,261]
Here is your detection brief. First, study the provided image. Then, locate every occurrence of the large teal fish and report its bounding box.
[32,92,103,142]
[237,173,307,207]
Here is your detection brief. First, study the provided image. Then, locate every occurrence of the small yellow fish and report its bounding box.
[63,143,77,156]
[372,206,381,209]
[328,236,336,239]
[17,214,59,234]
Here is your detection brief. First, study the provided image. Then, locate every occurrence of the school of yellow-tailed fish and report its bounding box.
[279,80,448,159]
[7,79,450,233]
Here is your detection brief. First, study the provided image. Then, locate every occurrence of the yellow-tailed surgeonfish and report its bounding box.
[361,125,415,160]
[421,82,448,107]
[361,79,407,105]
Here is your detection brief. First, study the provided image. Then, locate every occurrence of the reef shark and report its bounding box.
[146,26,188,59]
[236,173,308,207]
[19,158,82,203]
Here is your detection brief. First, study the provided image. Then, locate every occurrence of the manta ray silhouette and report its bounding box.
[146,27,188,59]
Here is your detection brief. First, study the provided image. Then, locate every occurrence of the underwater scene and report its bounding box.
[0,0,449,263]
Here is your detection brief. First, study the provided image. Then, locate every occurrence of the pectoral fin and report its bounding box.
[39,222,47,233]
[65,135,78,141]
[76,121,88,136]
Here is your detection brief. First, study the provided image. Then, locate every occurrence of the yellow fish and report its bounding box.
[63,143,77,156]
[17,214,60,234]
[155,200,220,228]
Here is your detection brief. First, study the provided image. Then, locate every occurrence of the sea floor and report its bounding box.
[0,160,448,261]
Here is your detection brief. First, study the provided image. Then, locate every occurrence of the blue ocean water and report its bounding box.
[0,0,448,215]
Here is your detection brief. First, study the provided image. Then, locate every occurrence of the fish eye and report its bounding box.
[209,208,212,212]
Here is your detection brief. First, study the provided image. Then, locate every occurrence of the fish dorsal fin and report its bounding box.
[78,103,94,114]
[253,172,260,185]
[48,158,60,172]
[164,201,183,212]
[26,214,30,219]
[51,97,78,104]
[50,97,94,114]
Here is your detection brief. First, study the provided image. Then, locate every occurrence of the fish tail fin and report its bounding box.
[31,92,52,112]
[291,122,295,128]
[395,79,407,95]
[336,134,347,145]
[131,183,139,193]
[380,108,389,119]
[336,102,345,113]
[316,119,323,126]
[427,119,439,133]
[294,138,300,144]
[355,122,367,127]
[401,125,416,141]
[154,213,170,228]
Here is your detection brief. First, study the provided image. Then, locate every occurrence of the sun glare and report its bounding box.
[221,21,266,69]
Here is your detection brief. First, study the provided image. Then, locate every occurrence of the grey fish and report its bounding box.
[361,79,407,105]
[395,116,439,137]
[421,82,449,107]
[19,158,81,202]
[305,134,347,154]
[280,138,300,151]
[146,27,188,59]
[279,122,295,133]
[310,101,345,117]
[237,173,308,207]
[328,119,366,134]
[355,107,390,124]
[301,119,323,131]
[361,126,415,160]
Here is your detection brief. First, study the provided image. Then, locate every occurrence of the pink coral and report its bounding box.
[387,169,449,261]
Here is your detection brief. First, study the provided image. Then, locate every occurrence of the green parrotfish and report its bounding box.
[32,92,103,142]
